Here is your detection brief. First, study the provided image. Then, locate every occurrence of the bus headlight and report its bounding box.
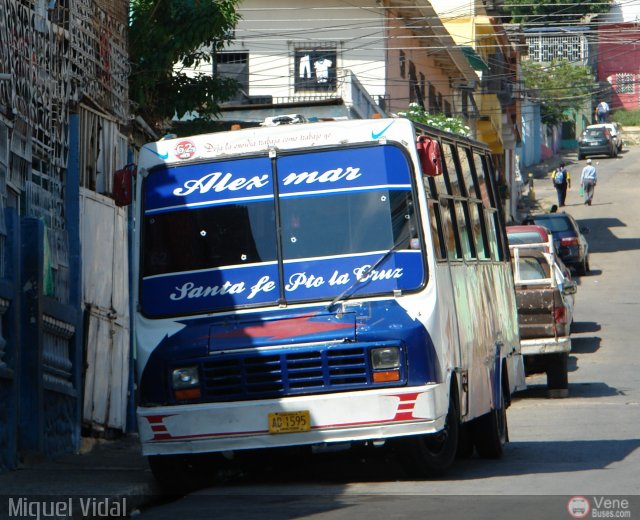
[172,366,201,400]
[172,366,200,388]
[371,347,400,370]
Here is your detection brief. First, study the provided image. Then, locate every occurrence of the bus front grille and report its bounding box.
[201,346,370,401]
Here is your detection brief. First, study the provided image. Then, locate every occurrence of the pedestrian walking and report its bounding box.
[551,162,570,207]
[595,100,609,123]
[580,158,598,206]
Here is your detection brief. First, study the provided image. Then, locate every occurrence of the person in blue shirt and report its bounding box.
[551,162,570,207]
[580,159,598,206]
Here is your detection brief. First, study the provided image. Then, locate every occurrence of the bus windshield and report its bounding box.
[140,144,425,317]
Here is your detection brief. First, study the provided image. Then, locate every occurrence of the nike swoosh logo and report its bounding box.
[152,150,170,160]
[371,120,395,140]
[143,146,169,160]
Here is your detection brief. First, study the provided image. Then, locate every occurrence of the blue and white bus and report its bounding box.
[125,117,525,487]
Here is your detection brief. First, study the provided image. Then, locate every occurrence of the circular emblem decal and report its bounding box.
[174,140,196,160]
[567,496,590,518]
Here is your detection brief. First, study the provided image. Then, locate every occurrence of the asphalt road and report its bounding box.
[138,146,640,520]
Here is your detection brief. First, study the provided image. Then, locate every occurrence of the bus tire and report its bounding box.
[546,352,569,398]
[472,385,508,459]
[457,422,475,458]
[148,453,217,494]
[400,397,459,477]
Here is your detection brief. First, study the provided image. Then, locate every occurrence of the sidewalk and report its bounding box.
[516,152,575,222]
[0,434,161,518]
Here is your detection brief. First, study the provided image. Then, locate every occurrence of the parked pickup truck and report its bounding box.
[510,245,577,398]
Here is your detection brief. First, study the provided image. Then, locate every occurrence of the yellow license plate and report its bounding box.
[268,411,311,434]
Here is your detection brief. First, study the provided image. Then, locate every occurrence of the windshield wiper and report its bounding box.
[326,239,407,312]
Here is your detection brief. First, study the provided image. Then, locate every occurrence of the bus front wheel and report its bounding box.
[400,397,459,477]
[148,453,219,494]
[472,386,508,459]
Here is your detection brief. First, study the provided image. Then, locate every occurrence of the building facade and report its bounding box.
[522,26,596,152]
[428,0,524,221]
[201,0,480,129]
[0,0,132,470]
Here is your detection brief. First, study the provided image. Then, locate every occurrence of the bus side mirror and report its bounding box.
[113,163,136,207]
[416,136,442,176]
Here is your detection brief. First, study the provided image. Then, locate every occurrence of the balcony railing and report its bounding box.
[222,69,386,119]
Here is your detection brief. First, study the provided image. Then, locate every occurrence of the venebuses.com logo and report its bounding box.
[568,496,632,518]
[568,496,591,518]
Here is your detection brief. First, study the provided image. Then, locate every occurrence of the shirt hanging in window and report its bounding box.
[294,49,337,92]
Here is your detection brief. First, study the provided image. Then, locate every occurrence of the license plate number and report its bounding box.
[268,411,311,434]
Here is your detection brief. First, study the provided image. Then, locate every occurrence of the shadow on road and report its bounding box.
[577,217,640,253]
[570,321,601,334]
[169,416,637,488]
[570,335,601,354]
[516,380,621,399]
[448,437,640,480]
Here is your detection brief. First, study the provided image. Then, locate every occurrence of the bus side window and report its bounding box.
[428,198,446,260]
[473,152,505,262]
[442,143,462,197]
[460,147,481,199]
[483,155,506,261]
[430,146,449,196]
[440,197,463,261]
[455,200,474,260]
[435,144,463,262]
[466,149,491,260]
[485,209,501,261]
[425,176,446,261]
[445,143,476,260]
[474,153,494,209]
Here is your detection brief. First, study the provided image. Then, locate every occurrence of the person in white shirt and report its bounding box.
[596,101,609,123]
[580,158,598,206]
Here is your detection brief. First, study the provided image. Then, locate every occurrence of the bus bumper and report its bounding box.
[520,336,571,356]
[137,384,445,456]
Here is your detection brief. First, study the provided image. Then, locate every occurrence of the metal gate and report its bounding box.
[80,189,130,432]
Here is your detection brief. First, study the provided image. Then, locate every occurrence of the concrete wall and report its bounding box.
[210,0,387,100]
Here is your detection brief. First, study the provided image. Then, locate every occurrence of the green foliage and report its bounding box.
[129,0,241,131]
[397,103,471,137]
[522,59,596,125]
[502,0,610,24]
[611,109,640,126]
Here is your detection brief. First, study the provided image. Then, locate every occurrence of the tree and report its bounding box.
[521,59,596,125]
[129,0,241,132]
[502,0,610,24]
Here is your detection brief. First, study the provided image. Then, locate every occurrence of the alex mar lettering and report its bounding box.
[171,164,364,198]
[281,166,362,185]
[172,171,269,196]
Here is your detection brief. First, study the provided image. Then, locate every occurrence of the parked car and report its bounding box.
[587,122,623,152]
[507,224,573,281]
[507,224,551,247]
[510,246,577,397]
[521,213,590,275]
[577,126,617,159]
